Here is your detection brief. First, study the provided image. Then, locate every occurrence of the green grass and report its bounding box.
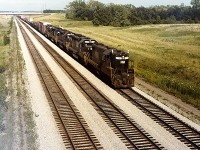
[0,16,10,133]
[34,13,200,108]
[0,16,9,99]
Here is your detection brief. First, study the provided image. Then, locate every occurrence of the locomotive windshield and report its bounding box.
[115,56,129,64]
[111,51,129,72]
[81,39,96,50]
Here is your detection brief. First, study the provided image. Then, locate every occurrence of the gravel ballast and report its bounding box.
[16,20,66,150]
[133,87,200,131]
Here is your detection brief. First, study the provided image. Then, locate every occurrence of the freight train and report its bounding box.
[18,16,134,88]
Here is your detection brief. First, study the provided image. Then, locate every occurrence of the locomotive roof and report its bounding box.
[102,48,128,56]
[103,49,112,55]
[93,43,111,50]
[72,33,86,38]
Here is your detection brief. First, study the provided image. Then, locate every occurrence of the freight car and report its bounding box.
[18,17,134,88]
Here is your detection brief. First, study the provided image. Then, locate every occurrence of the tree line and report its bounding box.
[65,0,200,26]
[43,9,65,13]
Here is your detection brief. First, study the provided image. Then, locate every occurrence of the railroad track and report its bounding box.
[20,19,164,149]
[17,20,101,149]
[117,88,200,149]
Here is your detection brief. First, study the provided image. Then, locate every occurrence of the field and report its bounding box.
[34,13,200,108]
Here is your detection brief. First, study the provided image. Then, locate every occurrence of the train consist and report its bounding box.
[18,16,134,88]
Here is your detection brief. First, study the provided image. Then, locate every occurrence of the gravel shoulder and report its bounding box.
[1,18,37,150]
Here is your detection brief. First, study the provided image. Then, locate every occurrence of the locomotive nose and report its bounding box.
[112,71,134,88]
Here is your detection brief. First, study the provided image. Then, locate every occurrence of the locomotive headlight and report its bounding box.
[125,57,129,60]
[116,56,129,60]
[116,57,122,60]
[120,61,125,64]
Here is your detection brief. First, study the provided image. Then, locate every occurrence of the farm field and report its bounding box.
[34,13,200,108]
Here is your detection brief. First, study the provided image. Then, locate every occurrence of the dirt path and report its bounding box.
[135,77,200,125]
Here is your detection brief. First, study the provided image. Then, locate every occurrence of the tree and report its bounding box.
[93,6,112,26]
[109,4,131,26]
[65,0,87,19]
[87,0,104,9]
[191,0,200,9]
[65,0,104,21]
[66,0,200,26]
[191,0,200,20]
[92,4,131,27]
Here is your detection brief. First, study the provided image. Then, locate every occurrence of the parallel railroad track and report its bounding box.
[20,19,164,149]
[117,88,200,149]
[17,20,101,149]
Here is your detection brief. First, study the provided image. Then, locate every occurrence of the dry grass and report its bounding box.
[0,16,9,104]
[33,13,200,108]
[0,16,10,148]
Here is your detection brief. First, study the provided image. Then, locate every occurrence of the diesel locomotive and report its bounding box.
[18,17,134,88]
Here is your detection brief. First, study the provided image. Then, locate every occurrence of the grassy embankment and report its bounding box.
[0,17,37,149]
[34,13,200,109]
[0,16,10,130]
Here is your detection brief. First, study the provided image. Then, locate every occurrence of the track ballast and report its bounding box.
[117,88,200,149]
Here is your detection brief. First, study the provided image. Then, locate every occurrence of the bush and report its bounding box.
[0,66,6,74]
[3,35,10,45]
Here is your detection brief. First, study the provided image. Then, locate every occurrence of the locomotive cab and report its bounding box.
[46,25,56,41]
[79,39,96,65]
[79,39,96,52]
[109,50,134,88]
[111,51,129,72]
[62,32,74,50]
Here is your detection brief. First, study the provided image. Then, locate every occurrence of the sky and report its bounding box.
[0,0,192,11]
